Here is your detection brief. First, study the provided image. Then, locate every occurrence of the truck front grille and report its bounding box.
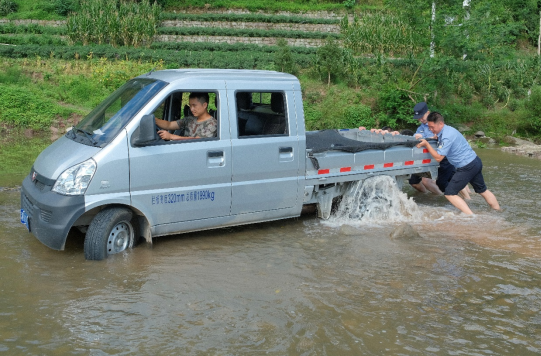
[35,181,45,191]
[22,194,33,217]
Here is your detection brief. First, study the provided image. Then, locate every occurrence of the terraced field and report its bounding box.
[0,10,347,68]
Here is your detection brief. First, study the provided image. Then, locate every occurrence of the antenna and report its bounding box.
[147,67,156,76]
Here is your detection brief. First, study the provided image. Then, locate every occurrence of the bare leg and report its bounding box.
[411,183,428,193]
[445,195,474,215]
[480,189,500,210]
[458,186,471,200]
[421,178,443,195]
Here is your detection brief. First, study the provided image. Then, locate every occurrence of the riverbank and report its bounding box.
[501,136,541,159]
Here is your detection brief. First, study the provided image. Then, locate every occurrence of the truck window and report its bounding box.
[152,91,219,140]
[236,91,288,137]
[70,78,167,147]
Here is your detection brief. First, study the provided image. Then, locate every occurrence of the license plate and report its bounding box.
[20,209,30,231]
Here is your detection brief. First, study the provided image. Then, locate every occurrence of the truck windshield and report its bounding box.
[67,78,168,147]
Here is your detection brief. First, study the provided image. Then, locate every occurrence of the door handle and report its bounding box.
[207,150,225,167]
[279,146,294,162]
[207,151,224,158]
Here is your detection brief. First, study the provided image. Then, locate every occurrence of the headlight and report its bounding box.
[52,159,97,195]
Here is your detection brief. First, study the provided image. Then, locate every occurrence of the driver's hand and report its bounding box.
[157,130,171,140]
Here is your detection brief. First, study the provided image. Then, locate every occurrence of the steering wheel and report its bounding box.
[155,124,164,140]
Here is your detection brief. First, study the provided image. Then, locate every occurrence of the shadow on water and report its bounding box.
[1,148,541,354]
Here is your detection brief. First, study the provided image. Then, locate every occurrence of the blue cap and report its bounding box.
[413,102,428,119]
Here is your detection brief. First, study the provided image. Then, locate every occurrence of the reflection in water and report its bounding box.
[1,149,541,355]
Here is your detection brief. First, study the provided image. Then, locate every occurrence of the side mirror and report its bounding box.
[132,114,158,147]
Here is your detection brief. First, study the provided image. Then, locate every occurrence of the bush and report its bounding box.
[55,0,76,16]
[377,86,413,128]
[0,0,18,16]
[525,85,541,130]
[343,104,374,128]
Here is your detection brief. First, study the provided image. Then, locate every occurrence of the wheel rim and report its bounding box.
[107,221,133,255]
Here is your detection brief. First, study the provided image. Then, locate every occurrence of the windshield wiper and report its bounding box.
[73,128,99,147]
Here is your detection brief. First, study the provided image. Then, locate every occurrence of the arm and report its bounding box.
[416,139,445,162]
[155,117,179,131]
[158,131,198,140]
[155,118,198,140]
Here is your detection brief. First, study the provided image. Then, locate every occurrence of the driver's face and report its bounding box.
[189,97,208,118]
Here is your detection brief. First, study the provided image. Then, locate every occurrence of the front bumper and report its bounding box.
[21,171,85,250]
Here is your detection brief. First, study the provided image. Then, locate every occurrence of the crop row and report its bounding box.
[0,44,316,68]
[0,34,67,46]
[0,24,64,35]
[0,34,318,54]
[157,26,340,40]
[150,41,317,55]
[159,12,341,25]
[66,0,160,47]
[0,23,339,40]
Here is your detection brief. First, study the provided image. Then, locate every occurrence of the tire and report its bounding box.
[84,207,138,261]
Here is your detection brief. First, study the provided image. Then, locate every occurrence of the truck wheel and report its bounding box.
[84,207,138,260]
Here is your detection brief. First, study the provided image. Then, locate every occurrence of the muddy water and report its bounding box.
[1,149,541,355]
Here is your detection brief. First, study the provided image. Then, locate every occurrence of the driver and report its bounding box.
[155,92,217,140]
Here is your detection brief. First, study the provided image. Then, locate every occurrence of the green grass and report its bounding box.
[3,0,64,20]
[0,131,51,187]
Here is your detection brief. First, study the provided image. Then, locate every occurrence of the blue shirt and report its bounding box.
[416,123,435,139]
[436,125,477,168]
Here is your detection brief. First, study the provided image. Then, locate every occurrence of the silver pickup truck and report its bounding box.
[20,69,438,260]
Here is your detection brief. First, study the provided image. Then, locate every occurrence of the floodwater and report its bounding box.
[1,149,541,355]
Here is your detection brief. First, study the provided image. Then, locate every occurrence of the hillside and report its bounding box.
[1,0,540,142]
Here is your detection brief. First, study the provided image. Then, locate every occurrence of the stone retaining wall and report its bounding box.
[156,34,326,47]
[0,19,64,27]
[0,18,341,33]
[161,20,340,33]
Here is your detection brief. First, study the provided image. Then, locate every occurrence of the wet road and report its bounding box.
[1,149,541,355]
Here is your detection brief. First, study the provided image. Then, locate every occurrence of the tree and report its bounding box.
[315,37,345,86]
[274,39,298,75]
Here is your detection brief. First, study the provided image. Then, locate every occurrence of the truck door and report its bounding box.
[129,89,232,227]
[229,90,299,214]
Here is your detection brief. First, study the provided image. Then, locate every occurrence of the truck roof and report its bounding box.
[138,69,300,85]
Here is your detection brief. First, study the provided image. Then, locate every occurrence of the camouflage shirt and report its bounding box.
[176,116,217,138]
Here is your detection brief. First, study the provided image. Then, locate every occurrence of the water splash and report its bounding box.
[329,175,423,225]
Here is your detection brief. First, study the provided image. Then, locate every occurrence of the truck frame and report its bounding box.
[20,69,438,260]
